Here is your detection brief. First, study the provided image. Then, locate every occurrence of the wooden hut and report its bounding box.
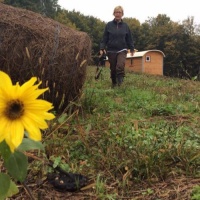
[105,50,165,75]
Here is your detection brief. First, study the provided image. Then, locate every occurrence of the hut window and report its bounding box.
[146,56,151,62]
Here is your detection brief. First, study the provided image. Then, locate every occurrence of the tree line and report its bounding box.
[3,0,200,79]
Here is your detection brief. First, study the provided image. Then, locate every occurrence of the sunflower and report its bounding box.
[0,71,55,152]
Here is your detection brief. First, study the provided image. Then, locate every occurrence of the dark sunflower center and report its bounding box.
[5,99,24,120]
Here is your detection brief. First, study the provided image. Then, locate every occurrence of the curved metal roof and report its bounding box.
[127,50,165,58]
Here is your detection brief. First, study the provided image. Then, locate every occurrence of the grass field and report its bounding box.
[12,66,200,199]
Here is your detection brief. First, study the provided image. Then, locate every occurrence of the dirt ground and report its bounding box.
[10,175,200,200]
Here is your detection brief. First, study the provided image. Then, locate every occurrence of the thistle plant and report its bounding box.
[0,71,55,199]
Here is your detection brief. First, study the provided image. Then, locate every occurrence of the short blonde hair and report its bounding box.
[113,6,124,16]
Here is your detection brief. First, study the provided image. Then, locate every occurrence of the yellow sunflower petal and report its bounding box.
[24,110,55,124]
[0,118,24,152]
[0,137,4,144]
[0,129,6,143]
[27,127,42,141]
[22,112,48,129]
[0,72,15,100]
[26,126,42,141]
[39,112,55,121]
[18,77,37,95]
[0,117,10,141]
[0,84,16,100]
[6,121,24,152]
[21,77,37,89]
[21,88,49,101]
[19,78,49,100]
[22,117,42,141]
[9,84,20,99]
[25,99,54,111]
[0,71,13,88]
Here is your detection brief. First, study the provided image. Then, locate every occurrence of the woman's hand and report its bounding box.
[100,49,106,55]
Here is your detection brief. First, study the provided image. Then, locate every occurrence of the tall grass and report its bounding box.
[45,66,200,198]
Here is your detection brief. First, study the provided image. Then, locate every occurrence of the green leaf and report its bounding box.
[0,173,19,200]
[57,113,68,124]
[0,173,10,200]
[17,138,44,152]
[53,156,61,168]
[6,180,19,198]
[0,141,12,160]
[4,151,28,182]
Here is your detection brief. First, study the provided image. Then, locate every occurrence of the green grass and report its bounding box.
[44,66,200,199]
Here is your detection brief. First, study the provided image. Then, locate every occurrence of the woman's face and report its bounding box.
[114,9,123,21]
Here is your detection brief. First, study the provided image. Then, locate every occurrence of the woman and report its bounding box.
[100,6,135,87]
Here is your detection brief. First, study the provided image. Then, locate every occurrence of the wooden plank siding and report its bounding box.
[143,52,164,75]
[127,57,143,73]
[105,50,165,75]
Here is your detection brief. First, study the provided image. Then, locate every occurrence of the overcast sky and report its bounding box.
[58,0,200,25]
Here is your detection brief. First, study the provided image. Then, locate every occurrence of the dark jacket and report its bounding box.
[100,19,134,53]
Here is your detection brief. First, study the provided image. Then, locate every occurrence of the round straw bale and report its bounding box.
[0,3,92,113]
